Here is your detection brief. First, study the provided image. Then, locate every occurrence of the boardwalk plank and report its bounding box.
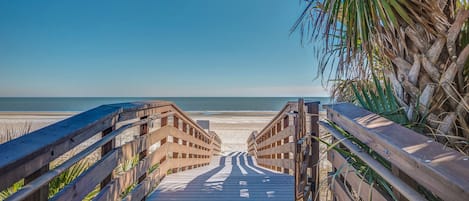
[147,152,294,201]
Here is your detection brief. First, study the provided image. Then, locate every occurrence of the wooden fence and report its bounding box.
[246,101,297,174]
[321,103,469,201]
[246,99,320,201]
[0,101,221,201]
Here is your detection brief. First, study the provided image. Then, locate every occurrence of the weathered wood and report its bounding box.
[166,104,213,140]
[23,165,49,201]
[0,100,222,201]
[257,158,294,170]
[257,126,295,148]
[95,125,215,201]
[4,118,154,201]
[328,150,391,201]
[256,143,294,156]
[325,103,469,201]
[137,116,149,184]
[246,99,319,201]
[148,153,294,201]
[294,98,306,201]
[95,153,165,201]
[100,126,114,189]
[257,103,293,134]
[51,150,119,201]
[331,177,353,201]
[116,102,173,122]
[120,124,211,162]
[306,101,320,200]
[320,120,426,201]
[0,105,120,191]
[120,157,211,200]
[122,179,150,201]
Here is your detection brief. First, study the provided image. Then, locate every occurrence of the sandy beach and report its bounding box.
[0,112,73,144]
[0,110,329,159]
[188,111,277,151]
[0,110,331,200]
[0,111,277,152]
[0,111,326,152]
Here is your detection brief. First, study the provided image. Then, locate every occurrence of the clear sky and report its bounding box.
[0,0,327,97]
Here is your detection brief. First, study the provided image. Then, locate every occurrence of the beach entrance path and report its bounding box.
[147,152,294,201]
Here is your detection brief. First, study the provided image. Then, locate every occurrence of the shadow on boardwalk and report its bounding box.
[148,152,294,201]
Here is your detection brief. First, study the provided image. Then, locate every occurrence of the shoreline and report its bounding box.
[0,111,280,118]
[0,111,279,152]
[0,110,325,152]
[0,110,279,113]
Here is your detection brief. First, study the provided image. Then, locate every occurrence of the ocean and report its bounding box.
[0,97,331,112]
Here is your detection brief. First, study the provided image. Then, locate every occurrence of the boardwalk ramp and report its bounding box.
[148,152,294,201]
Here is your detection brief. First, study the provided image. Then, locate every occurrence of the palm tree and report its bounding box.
[293,0,469,154]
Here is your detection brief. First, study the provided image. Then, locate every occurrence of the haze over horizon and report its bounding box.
[0,0,327,97]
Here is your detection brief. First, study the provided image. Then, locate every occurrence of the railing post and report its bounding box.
[173,115,179,128]
[305,101,320,200]
[23,165,49,201]
[138,116,149,184]
[161,115,168,127]
[294,98,305,201]
[100,126,114,189]
[391,165,418,201]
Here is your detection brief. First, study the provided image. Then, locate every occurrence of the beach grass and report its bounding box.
[0,122,32,144]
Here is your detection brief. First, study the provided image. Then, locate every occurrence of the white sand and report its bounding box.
[0,111,276,152]
[0,111,332,200]
[0,111,328,152]
[187,111,277,152]
[0,112,72,143]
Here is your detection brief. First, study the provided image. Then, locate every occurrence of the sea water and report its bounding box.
[0,97,331,112]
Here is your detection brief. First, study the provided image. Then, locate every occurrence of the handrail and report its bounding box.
[256,101,297,138]
[322,103,469,201]
[5,112,173,201]
[0,101,221,201]
[246,101,296,173]
[246,99,320,201]
[320,121,426,201]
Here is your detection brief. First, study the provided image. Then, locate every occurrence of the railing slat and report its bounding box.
[0,100,222,201]
[256,143,294,156]
[257,126,294,148]
[331,177,353,201]
[100,126,115,189]
[325,103,469,201]
[122,178,150,201]
[95,125,214,201]
[23,165,49,201]
[328,150,391,201]
[305,102,320,198]
[51,149,120,201]
[256,159,294,169]
[0,105,120,191]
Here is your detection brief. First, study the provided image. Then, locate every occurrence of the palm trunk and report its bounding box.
[382,3,469,152]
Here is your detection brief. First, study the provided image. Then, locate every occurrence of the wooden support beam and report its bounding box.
[23,165,49,201]
[306,101,320,199]
[325,103,469,201]
[100,126,115,189]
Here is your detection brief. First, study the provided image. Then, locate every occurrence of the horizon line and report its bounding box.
[0,96,331,98]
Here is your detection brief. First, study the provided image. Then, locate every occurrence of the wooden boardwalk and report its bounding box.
[147,152,294,201]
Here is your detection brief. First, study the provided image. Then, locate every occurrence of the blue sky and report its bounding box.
[0,0,327,97]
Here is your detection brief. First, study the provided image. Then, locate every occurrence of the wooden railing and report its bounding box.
[246,99,320,201]
[321,103,469,201]
[246,101,297,174]
[0,101,221,201]
[210,131,222,156]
